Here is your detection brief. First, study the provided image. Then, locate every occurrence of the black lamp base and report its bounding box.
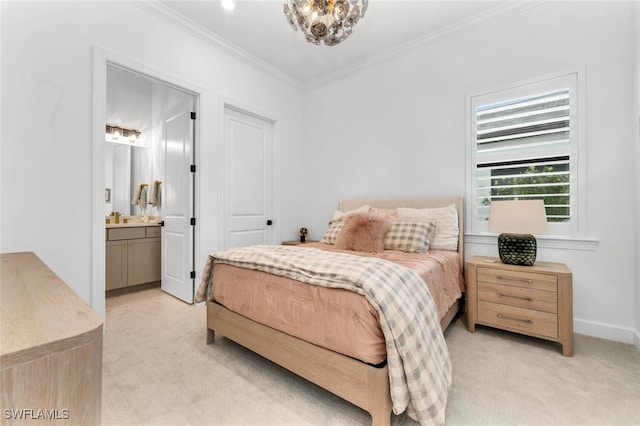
[498,233,537,266]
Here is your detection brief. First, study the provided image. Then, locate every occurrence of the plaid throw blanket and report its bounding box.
[195,245,452,425]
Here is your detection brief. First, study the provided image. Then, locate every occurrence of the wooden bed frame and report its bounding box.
[206,196,464,426]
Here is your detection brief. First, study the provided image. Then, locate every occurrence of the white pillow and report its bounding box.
[331,205,370,221]
[397,204,459,251]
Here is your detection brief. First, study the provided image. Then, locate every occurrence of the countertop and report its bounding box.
[106,222,161,229]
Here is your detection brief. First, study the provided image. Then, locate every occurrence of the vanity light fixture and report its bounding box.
[283,0,368,46]
[105,124,142,145]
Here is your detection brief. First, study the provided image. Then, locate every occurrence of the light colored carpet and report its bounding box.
[103,287,640,425]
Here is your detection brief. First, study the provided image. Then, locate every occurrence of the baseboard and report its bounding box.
[573,318,636,345]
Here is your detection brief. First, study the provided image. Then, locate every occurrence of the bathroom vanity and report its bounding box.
[105,223,161,291]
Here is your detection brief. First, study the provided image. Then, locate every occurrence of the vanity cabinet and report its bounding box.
[106,240,128,290]
[106,226,161,291]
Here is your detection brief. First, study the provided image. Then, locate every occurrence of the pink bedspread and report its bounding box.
[303,243,465,316]
[210,244,463,366]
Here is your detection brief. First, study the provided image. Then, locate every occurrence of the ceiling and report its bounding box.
[157,0,516,87]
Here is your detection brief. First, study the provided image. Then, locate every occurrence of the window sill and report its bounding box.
[464,233,599,251]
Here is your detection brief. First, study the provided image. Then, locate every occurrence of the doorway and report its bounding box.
[92,49,201,318]
[106,64,196,303]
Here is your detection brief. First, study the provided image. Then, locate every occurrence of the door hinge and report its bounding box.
[190,112,196,120]
[190,217,196,226]
[190,164,196,173]
[190,270,196,279]
[159,221,165,227]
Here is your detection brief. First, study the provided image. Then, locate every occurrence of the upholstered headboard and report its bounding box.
[338,196,464,272]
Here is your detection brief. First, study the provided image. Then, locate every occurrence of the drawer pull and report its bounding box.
[497,275,533,283]
[497,293,532,302]
[497,314,532,324]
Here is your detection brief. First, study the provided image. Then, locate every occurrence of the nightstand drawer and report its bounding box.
[478,267,557,292]
[478,282,557,314]
[478,301,558,339]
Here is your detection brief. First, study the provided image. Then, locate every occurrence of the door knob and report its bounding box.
[266,220,273,226]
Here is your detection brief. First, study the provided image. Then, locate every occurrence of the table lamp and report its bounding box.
[488,200,548,266]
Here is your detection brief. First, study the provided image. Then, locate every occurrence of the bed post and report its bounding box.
[367,366,392,426]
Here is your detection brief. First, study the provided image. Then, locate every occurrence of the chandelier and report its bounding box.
[283,0,368,46]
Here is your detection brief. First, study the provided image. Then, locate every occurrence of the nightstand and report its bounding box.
[466,256,573,356]
[281,240,318,246]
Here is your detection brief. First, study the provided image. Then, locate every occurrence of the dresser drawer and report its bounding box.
[478,301,558,339]
[478,282,557,314]
[478,267,557,292]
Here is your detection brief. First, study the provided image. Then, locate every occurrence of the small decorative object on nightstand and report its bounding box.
[488,200,548,266]
[466,255,573,356]
[299,227,309,243]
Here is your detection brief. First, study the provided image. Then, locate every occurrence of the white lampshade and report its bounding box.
[488,200,548,235]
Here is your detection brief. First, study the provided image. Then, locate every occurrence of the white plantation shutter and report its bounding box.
[469,74,578,236]
[476,90,570,157]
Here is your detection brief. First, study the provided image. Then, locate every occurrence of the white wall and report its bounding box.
[633,2,640,350]
[302,2,637,343]
[106,65,153,145]
[0,1,305,316]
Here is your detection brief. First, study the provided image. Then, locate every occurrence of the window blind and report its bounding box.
[474,88,572,223]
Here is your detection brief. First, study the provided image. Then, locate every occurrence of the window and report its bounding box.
[468,73,580,237]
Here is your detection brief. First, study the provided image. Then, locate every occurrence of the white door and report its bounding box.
[161,100,195,303]
[223,106,274,248]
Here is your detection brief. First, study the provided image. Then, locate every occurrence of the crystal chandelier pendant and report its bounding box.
[283,0,368,46]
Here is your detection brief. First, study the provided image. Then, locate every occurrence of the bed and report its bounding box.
[196,196,465,426]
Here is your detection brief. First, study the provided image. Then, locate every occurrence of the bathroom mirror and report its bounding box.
[105,143,132,216]
[105,64,153,217]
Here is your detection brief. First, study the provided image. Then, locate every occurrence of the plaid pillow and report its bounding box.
[319,221,344,245]
[384,220,436,253]
[397,205,458,251]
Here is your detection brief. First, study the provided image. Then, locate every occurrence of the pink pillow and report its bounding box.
[335,213,392,253]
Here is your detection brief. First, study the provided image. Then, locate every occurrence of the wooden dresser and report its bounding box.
[1,252,103,424]
[466,255,573,356]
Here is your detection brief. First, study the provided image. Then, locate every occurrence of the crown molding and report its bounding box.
[305,1,549,89]
[131,1,305,90]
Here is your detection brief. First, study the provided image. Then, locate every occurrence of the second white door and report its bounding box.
[223,106,275,248]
